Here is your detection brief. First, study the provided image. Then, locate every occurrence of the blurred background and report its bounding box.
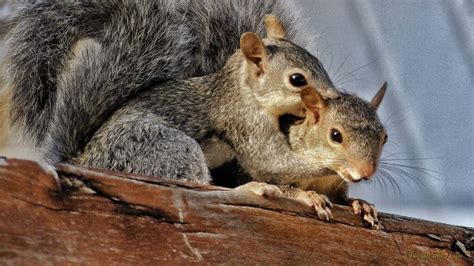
[0,1,472,227]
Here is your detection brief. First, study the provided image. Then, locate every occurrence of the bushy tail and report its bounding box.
[4,0,301,163]
[4,0,109,143]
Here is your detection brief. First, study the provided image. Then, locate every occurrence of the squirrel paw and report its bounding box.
[234,181,283,198]
[295,191,333,221]
[350,199,380,229]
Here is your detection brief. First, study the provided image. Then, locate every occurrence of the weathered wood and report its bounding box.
[0,157,472,264]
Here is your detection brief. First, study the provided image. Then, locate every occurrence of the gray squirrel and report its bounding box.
[2,0,338,180]
[2,1,387,225]
[215,84,387,227]
[281,84,386,227]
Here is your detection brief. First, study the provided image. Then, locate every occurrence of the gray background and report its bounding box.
[297,0,473,227]
[1,1,472,227]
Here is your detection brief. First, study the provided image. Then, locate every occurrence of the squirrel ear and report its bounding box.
[264,14,286,39]
[240,32,267,75]
[301,86,326,123]
[370,81,387,110]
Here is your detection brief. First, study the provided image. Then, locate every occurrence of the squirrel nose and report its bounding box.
[351,161,376,181]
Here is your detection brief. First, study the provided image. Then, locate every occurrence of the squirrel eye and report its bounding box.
[330,129,343,143]
[383,134,388,144]
[289,73,307,87]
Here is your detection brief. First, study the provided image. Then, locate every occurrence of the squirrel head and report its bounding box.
[238,15,338,118]
[288,82,388,183]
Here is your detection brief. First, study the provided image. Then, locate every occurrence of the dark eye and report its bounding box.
[383,134,388,144]
[289,73,307,87]
[330,129,343,143]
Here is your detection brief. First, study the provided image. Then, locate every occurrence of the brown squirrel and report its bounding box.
[288,84,386,227]
[229,83,387,228]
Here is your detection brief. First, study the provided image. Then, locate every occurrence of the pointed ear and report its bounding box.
[301,86,326,124]
[370,81,387,110]
[264,14,286,39]
[240,32,267,75]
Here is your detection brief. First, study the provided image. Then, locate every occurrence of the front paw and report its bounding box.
[349,198,380,229]
[295,191,333,221]
[234,181,283,198]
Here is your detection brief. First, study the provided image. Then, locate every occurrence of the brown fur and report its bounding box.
[281,85,386,205]
[264,14,286,39]
[0,74,12,148]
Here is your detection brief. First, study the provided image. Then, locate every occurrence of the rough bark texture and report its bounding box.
[0,157,472,264]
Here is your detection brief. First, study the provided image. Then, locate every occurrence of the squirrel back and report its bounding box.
[3,0,301,147]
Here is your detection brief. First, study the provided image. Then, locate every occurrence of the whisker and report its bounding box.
[379,169,401,194]
[385,169,402,197]
[385,117,409,131]
[377,170,388,197]
[326,53,335,77]
[332,55,350,81]
[333,59,378,83]
[373,171,385,198]
[381,167,421,190]
[334,77,375,87]
[380,162,443,177]
[382,107,413,131]
[381,151,413,159]
[380,157,443,162]
[379,153,445,161]
[382,169,398,196]
[379,167,410,189]
[385,140,402,149]
[379,164,426,187]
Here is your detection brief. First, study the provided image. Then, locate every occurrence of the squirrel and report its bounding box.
[2,1,338,180]
[216,83,388,228]
[284,84,387,227]
[2,1,388,226]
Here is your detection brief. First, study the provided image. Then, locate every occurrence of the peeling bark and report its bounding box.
[0,157,472,264]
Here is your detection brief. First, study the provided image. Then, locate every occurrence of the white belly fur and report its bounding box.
[202,137,235,169]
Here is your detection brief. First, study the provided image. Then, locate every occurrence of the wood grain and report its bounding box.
[0,157,472,264]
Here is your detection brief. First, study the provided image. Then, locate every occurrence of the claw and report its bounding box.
[351,200,362,215]
[235,181,283,198]
[350,198,380,229]
[295,191,334,221]
[364,214,375,226]
[325,207,333,218]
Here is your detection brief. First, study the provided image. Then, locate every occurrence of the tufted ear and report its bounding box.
[301,86,327,124]
[264,14,286,39]
[240,32,267,76]
[370,81,387,110]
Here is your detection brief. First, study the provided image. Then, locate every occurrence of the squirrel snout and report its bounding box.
[350,161,376,182]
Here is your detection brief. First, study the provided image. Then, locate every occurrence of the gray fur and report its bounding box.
[4,0,299,145]
[327,93,385,161]
[77,107,210,183]
[4,0,347,183]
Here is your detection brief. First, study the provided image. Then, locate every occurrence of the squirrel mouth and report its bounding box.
[336,171,356,183]
[337,171,370,183]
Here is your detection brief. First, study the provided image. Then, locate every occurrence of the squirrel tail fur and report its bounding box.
[2,0,301,163]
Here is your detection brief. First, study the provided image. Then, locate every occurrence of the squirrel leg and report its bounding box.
[75,113,211,184]
[348,198,380,229]
[280,185,333,221]
[234,181,283,198]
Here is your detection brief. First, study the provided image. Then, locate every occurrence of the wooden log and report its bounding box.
[0,157,472,264]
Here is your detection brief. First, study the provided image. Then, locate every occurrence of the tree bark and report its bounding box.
[0,157,472,264]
